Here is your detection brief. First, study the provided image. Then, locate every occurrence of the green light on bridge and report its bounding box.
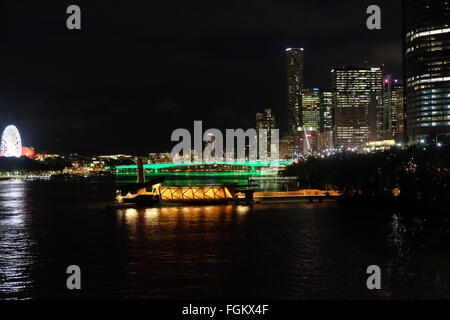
[106,161,292,176]
[106,160,292,171]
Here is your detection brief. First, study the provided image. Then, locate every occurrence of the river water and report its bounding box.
[0,178,449,300]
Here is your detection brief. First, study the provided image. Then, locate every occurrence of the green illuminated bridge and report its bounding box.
[108,161,293,177]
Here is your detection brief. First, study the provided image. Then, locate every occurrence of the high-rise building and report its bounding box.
[396,87,406,140]
[300,88,320,153]
[318,131,333,152]
[380,75,405,140]
[331,67,383,149]
[319,91,333,151]
[286,48,304,137]
[256,108,277,131]
[256,109,277,158]
[373,93,384,141]
[320,91,333,133]
[301,88,321,129]
[403,0,450,142]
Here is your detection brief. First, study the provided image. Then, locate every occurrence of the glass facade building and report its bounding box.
[320,91,333,133]
[403,0,450,141]
[381,75,404,139]
[301,88,321,130]
[286,48,304,137]
[300,88,320,153]
[331,67,383,148]
[256,109,277,158]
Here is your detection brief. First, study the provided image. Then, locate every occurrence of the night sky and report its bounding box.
[0,0,402,155]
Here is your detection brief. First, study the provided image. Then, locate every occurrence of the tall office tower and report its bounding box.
[319,91,333,151]
[319,91,333,133]
[256,108,277,158]
[300,88,320,153]
[403,0,450,142]
[374,94,385,140]
[396,87,406,141]
[331,67,383,149]
[301,88,320,129]
[286,48,304,137]
[381,75,404,139]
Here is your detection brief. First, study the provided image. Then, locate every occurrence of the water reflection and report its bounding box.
[388,213,410,258]
[117,205,248,232]
[0,181,34,298]
[385,213,450,298]
[1,178,450,299]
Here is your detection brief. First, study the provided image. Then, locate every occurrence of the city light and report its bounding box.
[0,125,22,158]
[1,0,450,304]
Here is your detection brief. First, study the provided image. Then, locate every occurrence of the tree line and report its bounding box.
[285,145,450,205]
[0,157,69,173]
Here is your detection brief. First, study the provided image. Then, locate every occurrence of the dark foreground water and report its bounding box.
[0,179,449,300]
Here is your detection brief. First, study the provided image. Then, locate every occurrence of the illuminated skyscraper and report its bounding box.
[403,0,450,142]
[331,67,383,148]
[301,88,320,129]
[256,108,277,131]
[300,88,320,153]
[286,48,304,137]
[381,75,404,139]
[256,109,277,158]
[318,91,333,152]
[319,91,333,133]
[396,87,406,140]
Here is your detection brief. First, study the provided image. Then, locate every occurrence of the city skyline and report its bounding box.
[2,0,450,304]
[0,0,402,154]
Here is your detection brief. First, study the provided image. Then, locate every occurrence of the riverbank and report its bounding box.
[285,145,450,214]
[0,174,52,180]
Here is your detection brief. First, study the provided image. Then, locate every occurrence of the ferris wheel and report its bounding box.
[1,125,22,158]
